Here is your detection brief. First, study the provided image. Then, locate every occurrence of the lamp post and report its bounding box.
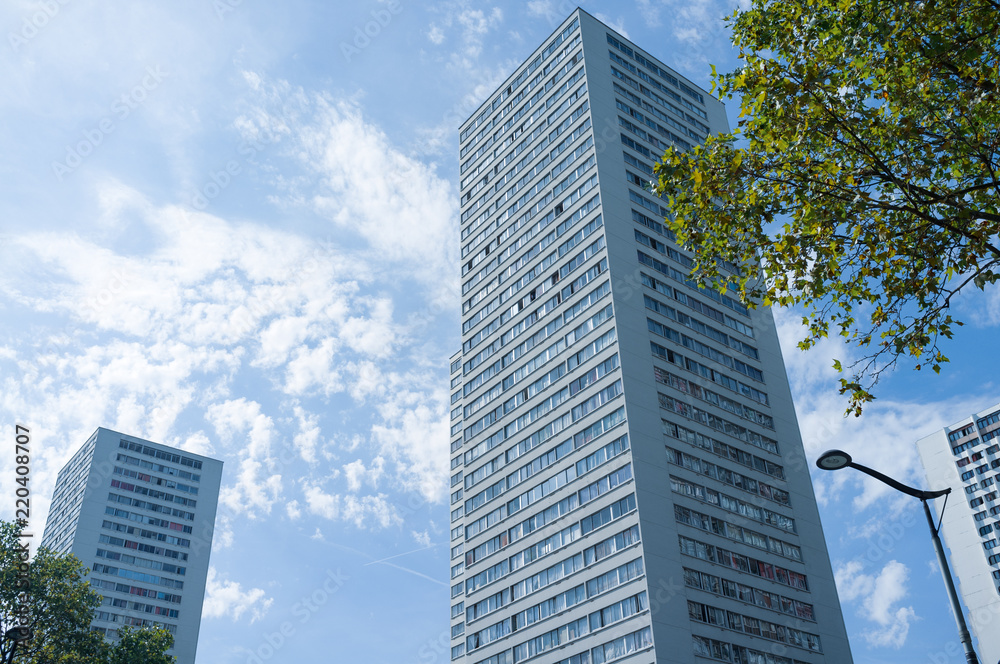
[816,449,981,664]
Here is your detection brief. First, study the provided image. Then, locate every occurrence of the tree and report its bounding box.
[0,521,174,664]
[107,627,174,664]
[654,0,1000,414]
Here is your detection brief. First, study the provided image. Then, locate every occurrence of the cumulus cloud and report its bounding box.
[1,66,459,574]
[202,567,273,623]
[835,560,917,648]
[302,483,401,529]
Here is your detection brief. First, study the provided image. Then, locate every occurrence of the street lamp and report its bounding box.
[816,450,981,664]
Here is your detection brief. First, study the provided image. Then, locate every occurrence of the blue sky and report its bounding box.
[1,1,998,662]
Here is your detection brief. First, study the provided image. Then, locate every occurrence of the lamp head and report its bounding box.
[816,449,853,471]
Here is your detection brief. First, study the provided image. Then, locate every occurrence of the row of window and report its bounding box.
[92,611,176,634]
[101,519,191,548]
[116,452,200,482]
[683,566,815,621]
[667,447,790,507]
[466,574,645,654]
[670,476,796,534]
[463,302,612,438]
[636,250,749,319]
[977,409,1000,431]
[113,466,198,494]
[119,439,202,470]
[616,97,694,152]
[655,366,773,431]
[467,491,636,575]
[688,600,822,652]
[102,506,193,535]
[463,83,589,235]
[98,534,188,561]
[92,562,184,590]
[459,325,618,476]
[461,48,585,177]
[464,626,651,664]
[463,350,618,475]
[458,403,626,525]
[102,595,179,619]
[692,634,814,664]
[109,479,197,508]
[658,392,780,456]
[89,577,183,604]
[674,504,801,563]
[614,81,705,141]
[107,492,195,521]
[663,419,785,481]
[463,130,594,266]
[96,548,186,576]
[679,535,809,591]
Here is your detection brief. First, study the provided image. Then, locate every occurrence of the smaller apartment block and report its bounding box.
[917,403,1000,662]
[41,427,223,664]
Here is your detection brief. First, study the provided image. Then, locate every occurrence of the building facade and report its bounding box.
[41,427,222,664]
[917,403,1000,662]
[448,9,853,664]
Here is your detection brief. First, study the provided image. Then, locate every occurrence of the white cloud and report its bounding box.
[412,530,432,547]
[343,456,385,492]
[302,483,401,529]
[835,559,917,648]
[292,405,322,464]
[202,567,273,623]
[205,397,275,460]
[300,98,459,298]
[774,309,985,509]
[371,382,450,504]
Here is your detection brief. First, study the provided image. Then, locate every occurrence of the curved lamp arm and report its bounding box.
[815,449,950,500]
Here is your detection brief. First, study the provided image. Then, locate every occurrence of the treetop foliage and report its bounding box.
[655,0,1000,414]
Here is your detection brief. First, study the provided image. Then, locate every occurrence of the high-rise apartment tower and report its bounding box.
[448,9,853,664]
[917,403,1000,662]
[41,427,223,664]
